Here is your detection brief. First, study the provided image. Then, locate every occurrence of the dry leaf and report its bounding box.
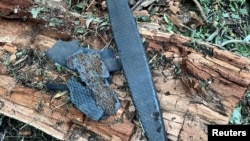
[169,1,180,14]
[53,90,68,99]
[101,1,107,10]
[9,54,16,64]
[141,0,155,7]
[133,10,150,17]
[166,13,184,30]
[188,11,204,27]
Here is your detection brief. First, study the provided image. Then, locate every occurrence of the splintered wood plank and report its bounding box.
[0,13,134,140]
[0,0,33,20]
[2,43,17,53]
[85,118,134,141]
[139,28,250,140]
[179,116,208,141]
[213,49,250,70]
[0,19,34,46]
[0,75,134,141]
[0,0,32,8]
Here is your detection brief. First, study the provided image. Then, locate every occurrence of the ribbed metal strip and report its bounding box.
[107,0,167,140]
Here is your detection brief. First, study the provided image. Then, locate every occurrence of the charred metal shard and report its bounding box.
[107,0,167,140]
[45,40,121,72]
[66,51,120,118]
[45,40,121,121]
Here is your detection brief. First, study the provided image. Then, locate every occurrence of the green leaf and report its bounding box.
[163,14,169,24]
[30,7,41,18]
[74,20,80,25]
[0,114,4,126]
[75,26,87,34]
[72,2,86,13]
[236,46,250,57]
[230,4,236,12]
[239,8,248,16]
[136,16,151,22]
[223,13,229,18]
[86,18,94,29]
[74,2,86,9]
[246,91,250,98]
[231,13,240,19]
[244,35,250,42]
[98,21,109,28]
[55,63,62,72]
[229,106,242,124]
[166,26,173,32]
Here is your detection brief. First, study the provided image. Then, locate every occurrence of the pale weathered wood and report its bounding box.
[0,75,135,141]
[0,7,136,140]
[139,28,250,140]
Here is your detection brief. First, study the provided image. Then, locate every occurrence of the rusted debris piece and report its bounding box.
[46,40,121,121]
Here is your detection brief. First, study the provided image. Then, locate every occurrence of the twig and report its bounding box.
[131,0,143,11]
[0,129,7,141]
[149,54,157,64]
[206,28,221,42]
[215,45,226,50]
[103,37,113,48]
[51,102,68,111]
[182,24,194,32]
[220,40,250,47]
[88,29,108,45]
[192,0,207,21]
[86,0,96,11]
[13,55,28,66]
